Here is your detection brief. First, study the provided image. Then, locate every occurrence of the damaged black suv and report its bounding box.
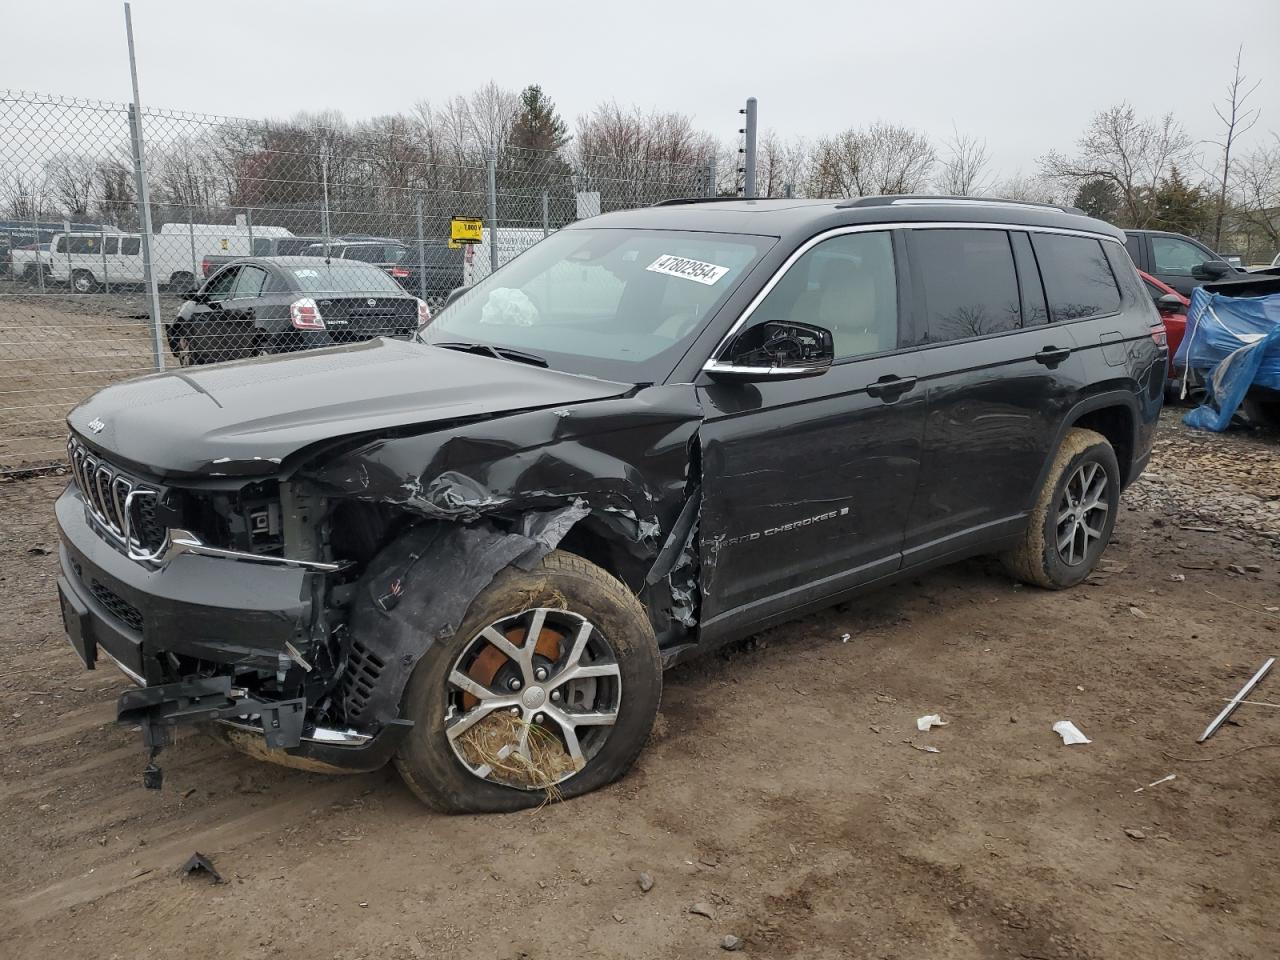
[56,196,1164,812]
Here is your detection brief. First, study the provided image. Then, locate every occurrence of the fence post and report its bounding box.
[742,97,758,199]
[187,213,197,279]
[486,152,498,274]
[31,211,45,293]
[124,4,165,372]
[320,150,331,242]
[415,195,427,302]
[245,207,253,254]
[100,222,109,293]
[63,218,71,280]
[541,190,549,238]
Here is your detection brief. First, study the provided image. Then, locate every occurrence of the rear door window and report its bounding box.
[1030,234,1121,321]
[203,266,241,300]
[231,265,268,299]
[120,237,140,255]
[1009,232,1049,326]
[908,229,1020,343]
[103,237,118,254]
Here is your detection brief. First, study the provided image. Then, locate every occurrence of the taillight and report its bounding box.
[1151,327,1168,349]
[390,266,410,279]
[415,298,431,329]
[290,297,325,330]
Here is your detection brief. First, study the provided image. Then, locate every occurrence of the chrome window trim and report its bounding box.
[704,221,1125,368]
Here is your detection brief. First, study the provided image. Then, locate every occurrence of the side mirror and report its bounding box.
[706,320,835,382]
[1192,260,1231,280]
[1155,292,1183,315]
[443,285,470,308]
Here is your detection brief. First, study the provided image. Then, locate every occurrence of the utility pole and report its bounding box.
[124,2,164,371]
[739,97,758,199]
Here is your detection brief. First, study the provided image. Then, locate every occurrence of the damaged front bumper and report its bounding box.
[55,484,404,775]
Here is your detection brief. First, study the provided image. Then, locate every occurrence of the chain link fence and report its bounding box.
[0,89,716,475]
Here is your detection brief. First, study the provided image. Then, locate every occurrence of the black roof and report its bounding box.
[574,196,1124,243]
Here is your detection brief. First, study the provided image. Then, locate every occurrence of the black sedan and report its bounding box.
[168,256,431,365]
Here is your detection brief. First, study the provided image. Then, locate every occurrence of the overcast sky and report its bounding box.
[5,0,1279,175]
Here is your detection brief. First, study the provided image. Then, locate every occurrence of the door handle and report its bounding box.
[865,374,918,401]
[1034,346,1071,367]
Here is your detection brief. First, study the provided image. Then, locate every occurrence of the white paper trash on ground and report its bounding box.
[916,714,948,732]
[1053,720,1091,745]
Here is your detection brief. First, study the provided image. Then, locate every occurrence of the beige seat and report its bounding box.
[792,259,886,358]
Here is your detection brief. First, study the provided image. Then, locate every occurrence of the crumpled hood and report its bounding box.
[67,338,633,477]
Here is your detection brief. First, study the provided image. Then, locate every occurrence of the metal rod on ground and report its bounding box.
[542,190,549,238]
[415,196,426,302]
[486,153,498,275]
[742,97,758,199]
[124,5,164,372]
[1199,656,1275,742]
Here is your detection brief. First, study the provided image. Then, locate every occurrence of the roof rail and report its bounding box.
[836,195,1086,216]
[651,196,799,207]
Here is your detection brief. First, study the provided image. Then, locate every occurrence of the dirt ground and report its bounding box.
[0,411,1277,960]
[0,283,181,471]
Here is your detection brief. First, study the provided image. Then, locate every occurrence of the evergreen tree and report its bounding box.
[1151,165,1213,239]
[509,85,569,156]
[1073,178,1122,223]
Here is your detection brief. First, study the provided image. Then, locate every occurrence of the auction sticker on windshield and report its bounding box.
[646,254,730,285]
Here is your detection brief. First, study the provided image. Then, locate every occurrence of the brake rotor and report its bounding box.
[462,623,565,710]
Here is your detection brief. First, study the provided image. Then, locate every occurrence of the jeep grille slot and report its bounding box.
[67,436,166,554]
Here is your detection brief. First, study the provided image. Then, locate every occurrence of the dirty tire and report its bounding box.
[394,550,661,814]
[1243,397,1280,431]
[1000,427,1120,590]
[70,269,97,293]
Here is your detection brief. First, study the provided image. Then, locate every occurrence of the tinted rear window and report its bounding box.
[1031,234,1121,321]
[289,262,404,294]
[910,229,1021,343]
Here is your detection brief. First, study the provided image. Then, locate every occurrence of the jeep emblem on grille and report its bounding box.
[87,417,105,434]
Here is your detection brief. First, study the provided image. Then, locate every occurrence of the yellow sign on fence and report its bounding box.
[450,217,483,244]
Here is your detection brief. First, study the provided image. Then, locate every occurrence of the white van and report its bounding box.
[48,224,295,292]
[152,224,294,290]
[47,231,139,292]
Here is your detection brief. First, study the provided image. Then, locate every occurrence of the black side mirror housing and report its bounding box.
[443,285,470,308]
[1192,260,1232,280]
[1155,292,1184,315]
[706,320,835,382]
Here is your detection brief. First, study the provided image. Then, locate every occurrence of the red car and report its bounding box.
[1140,270,1189,381]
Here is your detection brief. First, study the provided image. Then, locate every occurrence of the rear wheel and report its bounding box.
[1001,428,1120,590]
[1244,397,1280,431]
[394,550,661,813]
[70,269,97,294]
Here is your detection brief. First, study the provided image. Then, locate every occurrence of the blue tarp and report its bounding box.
[1173,286,1280,431]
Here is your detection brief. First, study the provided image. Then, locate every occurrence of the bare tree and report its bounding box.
[0,169,51,220]
[807,122,934,198]
[1040,104,1193,227]
[1207,45,1261,247]
[44,153,98,217]
[755,131,812,197]
[1234,134,1280,250]
[993,171,1067,205]
[935,127,991,196]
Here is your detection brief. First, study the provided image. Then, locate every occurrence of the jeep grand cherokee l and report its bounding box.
[55,196,1165,812]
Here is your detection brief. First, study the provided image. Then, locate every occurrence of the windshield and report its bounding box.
[421,228,770,381]
[289,261,405,294]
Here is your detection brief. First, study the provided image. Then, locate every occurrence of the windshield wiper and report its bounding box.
[432,341,548,368]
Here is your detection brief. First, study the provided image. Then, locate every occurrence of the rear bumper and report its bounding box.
[55,483,404,772]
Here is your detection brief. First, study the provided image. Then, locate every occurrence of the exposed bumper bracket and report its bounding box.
[117,676,307,750]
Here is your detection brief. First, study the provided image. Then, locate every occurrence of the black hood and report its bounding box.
[67,338,633,478]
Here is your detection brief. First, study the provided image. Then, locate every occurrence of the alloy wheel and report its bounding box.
[445,607,621,789]
[1056,461,1109,566]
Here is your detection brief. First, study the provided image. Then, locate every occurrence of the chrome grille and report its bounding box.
[67,435,164,552]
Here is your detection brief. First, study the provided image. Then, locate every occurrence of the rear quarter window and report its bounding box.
[1030,234,1121,321]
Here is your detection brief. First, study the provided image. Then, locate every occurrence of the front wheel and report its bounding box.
[1001,428,1120,590]
[394,550,661,813]
[70,269,98,293]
